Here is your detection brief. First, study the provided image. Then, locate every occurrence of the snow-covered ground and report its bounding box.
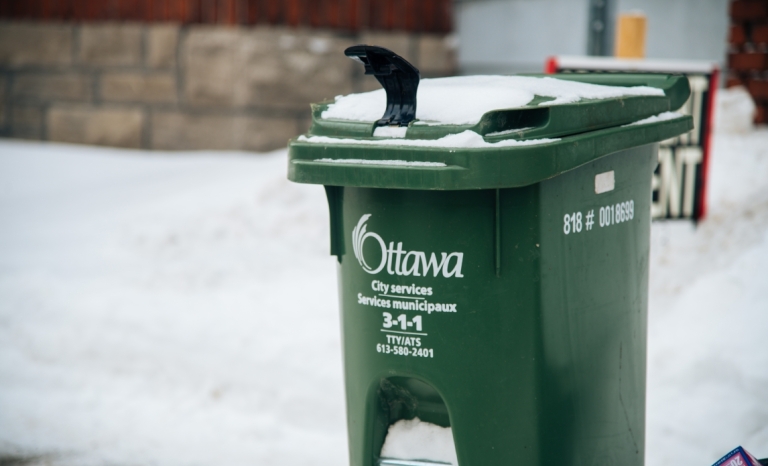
[1,121,767,464]
[0,146,344,465]
[646,125,768,464]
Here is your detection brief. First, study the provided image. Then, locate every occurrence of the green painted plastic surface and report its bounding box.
[286,73,692,466]
[334,146,652,466]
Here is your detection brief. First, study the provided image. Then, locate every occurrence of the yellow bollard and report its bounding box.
[615,12,647,59]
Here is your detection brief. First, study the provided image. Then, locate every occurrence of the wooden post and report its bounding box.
[615,12,647,58]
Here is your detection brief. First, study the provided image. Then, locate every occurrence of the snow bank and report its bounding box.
[298,131,558,148]
[380,418,457,465]
[715,86,756,134]
[0,141,344,466]
[321,75,664,125]
[645,127,768,465]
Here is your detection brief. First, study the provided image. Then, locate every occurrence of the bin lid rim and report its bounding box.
[294,111,685,151]
[288,113,694,190]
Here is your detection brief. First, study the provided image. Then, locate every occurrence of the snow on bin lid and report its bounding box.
[322,75,665,126]
[288,55,694,190]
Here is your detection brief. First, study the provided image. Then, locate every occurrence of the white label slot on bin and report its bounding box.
[595,170,615,194]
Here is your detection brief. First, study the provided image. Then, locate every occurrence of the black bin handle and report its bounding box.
[345,45,420,128]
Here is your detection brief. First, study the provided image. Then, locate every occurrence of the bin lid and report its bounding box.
[288,46,693,190]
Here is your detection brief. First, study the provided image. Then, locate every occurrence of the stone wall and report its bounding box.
[0,22,455,151]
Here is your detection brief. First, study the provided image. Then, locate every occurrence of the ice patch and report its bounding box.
[321,75,664,126]
[380,418,457,465]
[314,159,447,167]
[623,111,685,126]
[298,131,558,149]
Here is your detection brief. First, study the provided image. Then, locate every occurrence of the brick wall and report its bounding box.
[0,22,455,150]
[727,0,768,124]
[0,0,453,34]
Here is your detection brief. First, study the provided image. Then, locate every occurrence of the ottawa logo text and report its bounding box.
[351,214,464,278]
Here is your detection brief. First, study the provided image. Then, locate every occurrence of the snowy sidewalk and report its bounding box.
[0,129,767,465]
[0,143,346,465]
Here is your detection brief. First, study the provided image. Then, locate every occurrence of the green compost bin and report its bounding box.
[287,46,693,466]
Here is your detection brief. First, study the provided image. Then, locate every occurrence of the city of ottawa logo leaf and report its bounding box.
[350,214,464,278]
[352,214,383,273]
